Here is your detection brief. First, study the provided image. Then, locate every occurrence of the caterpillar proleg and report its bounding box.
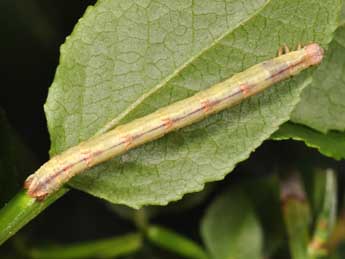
[24,43,324,200]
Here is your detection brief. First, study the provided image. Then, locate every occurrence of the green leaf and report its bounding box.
[272,122,345,160]
[242,176,285,257]
[340,1,345,25]
[280,172,311,259]
[45,0,341,208]
[292,25,345,133]
[201,188,263,259]
[108,185,214,222]
[29,233,142,259]
[147,225,208,259]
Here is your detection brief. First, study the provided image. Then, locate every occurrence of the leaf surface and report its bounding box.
[45,0,340,207]
[292,25,345,133]
[272,123,345,160]
[201,188,263,259]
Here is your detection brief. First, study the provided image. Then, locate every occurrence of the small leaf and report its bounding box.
[201,188,263,259]
[292,25,345,133]
[272,122,345,160]
[242,176,285,257]
[45,0,341,207]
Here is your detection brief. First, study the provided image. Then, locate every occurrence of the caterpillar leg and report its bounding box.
[36,193,49,201]
[278,44,290,56]
[284,44,290,54]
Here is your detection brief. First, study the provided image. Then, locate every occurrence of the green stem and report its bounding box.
[133,208,149,233]
[29,232,142,259]
[147,225,209,259]
[0,188,68,245]
[308,169,337,258]
[280,172,311,259]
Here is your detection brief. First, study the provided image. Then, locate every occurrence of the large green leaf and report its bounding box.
[340,1,345,25]
[272,123,345,160]
[292,25,345,133]
[201,188,263,259]
[45,0,340,208]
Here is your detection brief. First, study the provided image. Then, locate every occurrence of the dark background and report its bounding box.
[1,0,95,160]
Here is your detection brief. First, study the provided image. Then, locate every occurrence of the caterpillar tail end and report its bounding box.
[23,174,49,201]
[23,174,34,190]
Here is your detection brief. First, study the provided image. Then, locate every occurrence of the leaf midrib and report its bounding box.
[95,0,271,136]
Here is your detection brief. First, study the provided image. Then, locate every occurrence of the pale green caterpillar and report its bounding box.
[24,43,324,200]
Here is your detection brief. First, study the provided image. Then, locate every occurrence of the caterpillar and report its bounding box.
[24,43,324,201]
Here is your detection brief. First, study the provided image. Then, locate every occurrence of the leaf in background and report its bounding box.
[272,123,345,160]
[280,172,311,259]
[292,25,345,133]
[242,176,286,258]
[0,109,36,206]
[45,0,341,207]
[201,188,263,259]
[308,169,337,258]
